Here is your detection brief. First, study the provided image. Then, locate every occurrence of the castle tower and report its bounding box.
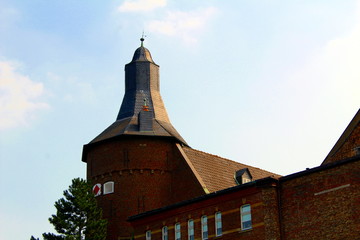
[82,39,206,239]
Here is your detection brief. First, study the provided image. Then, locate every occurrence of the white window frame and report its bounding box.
[240,204,252,230]
[201,215,208,240]
[103,181,114,195]
[162,226,168,240]
[174,222,181,240]
[188,219,194,240]
[215,211,222,237]
[146,230,151,240]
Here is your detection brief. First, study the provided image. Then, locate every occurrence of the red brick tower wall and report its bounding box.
[85,137,205,239]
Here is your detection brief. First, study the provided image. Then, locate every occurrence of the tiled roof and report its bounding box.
[90,117,187,145]
[181,146,281,192]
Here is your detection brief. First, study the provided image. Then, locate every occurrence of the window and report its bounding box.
[175,223,181,240]
[162,226,168,240]
[146,230,151,240]
[242,177,252,184]
[215,212,222,236]
[188,219,194,240]
[240,204,252,230]
[201,215,208,240]
[103,181,114,195]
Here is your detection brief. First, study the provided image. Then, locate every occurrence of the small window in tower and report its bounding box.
[103,181,114,195]
[146,230,151,240]
[175,223,181,240]
[162,226,168,240]
[240,204,252,230]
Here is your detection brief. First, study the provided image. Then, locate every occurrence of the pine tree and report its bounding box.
[32,178,107,240]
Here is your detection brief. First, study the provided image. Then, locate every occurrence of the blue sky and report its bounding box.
[1,0,359,239]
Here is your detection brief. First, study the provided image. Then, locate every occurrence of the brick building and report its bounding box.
[82,39,360,240]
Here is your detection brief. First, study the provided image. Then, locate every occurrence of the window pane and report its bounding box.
[202,216,208,240]
[146,230,151,240]
[175,222,181,240]
[162,226,168,240]
[215,212,222,236]
[103,181,114,194]
[188,219,194,240]
[242,214,251,222]
[242,205,250,212]
[241,205,252,230]
[243,221,252,229]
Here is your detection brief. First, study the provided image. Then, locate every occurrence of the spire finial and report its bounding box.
[140,31,146,47]
[143,98,149,111]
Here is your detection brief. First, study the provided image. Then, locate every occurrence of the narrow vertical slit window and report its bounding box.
[175,223,181,240]
[188,219,194,240]
[201,215,208,240]
[146,230,151,240]
[162,226,168,240]
[215,212,222,236]
[240,204,252,230]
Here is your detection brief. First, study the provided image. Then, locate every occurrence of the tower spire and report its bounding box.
[88,40,188,146]
[140,31,146,47]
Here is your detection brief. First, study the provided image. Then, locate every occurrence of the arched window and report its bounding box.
[215,212,222,236]
[188,219,194,240]
[201,215,208,240]
[103,181,114,195]
[240,204,252,230]
[174,223,181,240]
[162,226,168,240]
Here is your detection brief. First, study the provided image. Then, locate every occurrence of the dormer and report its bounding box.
[235,168,253,185]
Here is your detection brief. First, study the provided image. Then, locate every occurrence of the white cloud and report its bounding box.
[147,7,218,44]
[0,61,48,130]
[118,0,166,12]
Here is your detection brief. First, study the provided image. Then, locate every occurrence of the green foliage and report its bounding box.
[32,178,107,240]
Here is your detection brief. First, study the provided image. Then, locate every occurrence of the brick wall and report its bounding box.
[84,137,205,239]
[280,160,360,240]
[130,180,281,240]
[323,120,360,165]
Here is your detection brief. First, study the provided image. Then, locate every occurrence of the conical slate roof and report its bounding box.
[89,39,188,146]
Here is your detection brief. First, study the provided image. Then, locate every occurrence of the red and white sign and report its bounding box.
[92,183,102,197]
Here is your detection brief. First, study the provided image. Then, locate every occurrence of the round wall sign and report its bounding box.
[92,183,102,197]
